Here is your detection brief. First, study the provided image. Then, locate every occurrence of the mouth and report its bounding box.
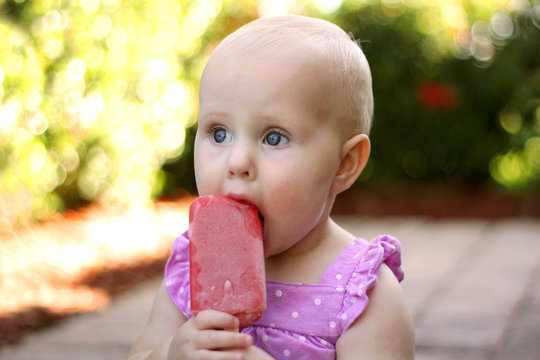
[258,211,265,227]
[225,194,264,228]
[226,194,264,222]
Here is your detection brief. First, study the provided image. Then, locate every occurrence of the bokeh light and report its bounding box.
[0,0,205,231]
[0,0,538,234]
[0,0,539,331]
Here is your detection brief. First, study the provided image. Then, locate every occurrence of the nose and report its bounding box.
[227,142,256,180]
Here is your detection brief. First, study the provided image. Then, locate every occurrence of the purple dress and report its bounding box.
[165,231,403,360]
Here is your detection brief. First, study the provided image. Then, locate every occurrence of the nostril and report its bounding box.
[227,153,255,179]
[228,168,252,179]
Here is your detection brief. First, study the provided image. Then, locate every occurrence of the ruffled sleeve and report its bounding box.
[164,231,193,319]
[337,235,403,333]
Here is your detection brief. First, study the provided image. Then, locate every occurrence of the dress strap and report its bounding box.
[318,235,404,334]
[318,239,370,286]
[164,231,193,319]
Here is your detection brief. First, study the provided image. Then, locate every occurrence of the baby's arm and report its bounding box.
[127,281,253,360]
[335,264,415,359]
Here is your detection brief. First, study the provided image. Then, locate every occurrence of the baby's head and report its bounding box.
[203,15,373,136]
[195,15,373,256]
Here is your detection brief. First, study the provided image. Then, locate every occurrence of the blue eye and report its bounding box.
[264,131,289,147]
[212,128,231,143]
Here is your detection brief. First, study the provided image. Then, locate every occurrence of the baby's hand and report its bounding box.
[226,346,275,360]
[167,310,253,360]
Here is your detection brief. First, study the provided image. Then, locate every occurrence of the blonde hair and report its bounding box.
[210,15,374,135]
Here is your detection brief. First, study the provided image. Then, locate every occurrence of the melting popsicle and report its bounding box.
[189,195,266,327]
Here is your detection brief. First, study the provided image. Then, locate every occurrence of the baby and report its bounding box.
[128,15,415,360]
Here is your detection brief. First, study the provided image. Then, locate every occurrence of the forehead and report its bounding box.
[200,45,337,123]
[201,41,334,98]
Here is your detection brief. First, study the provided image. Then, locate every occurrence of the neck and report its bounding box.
[265,216,355,284]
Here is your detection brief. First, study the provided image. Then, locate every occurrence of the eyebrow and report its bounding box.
[254,113,284,124]
[199,111,231,122]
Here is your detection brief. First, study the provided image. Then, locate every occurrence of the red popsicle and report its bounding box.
[189,195,266,327]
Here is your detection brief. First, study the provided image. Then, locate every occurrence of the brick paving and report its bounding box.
[1,216,539,359]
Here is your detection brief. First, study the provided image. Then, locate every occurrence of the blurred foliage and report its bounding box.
[0,0,539,231]
[333,0,540,191]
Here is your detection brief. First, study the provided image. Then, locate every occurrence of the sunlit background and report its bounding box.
[1,0,539,231]
[1,0,539,346]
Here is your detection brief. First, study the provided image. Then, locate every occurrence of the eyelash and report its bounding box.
[263,129,289,146]
[208,125,290,146]
[209,126,231,144]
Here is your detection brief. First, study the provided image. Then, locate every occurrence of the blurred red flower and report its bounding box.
[417,81,457,110]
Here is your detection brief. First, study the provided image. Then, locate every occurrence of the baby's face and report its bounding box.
[194,44,346,257]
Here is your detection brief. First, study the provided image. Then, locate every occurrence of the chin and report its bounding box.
[263,244,273,259]
[262,242,277,259]
[262,240,289,259]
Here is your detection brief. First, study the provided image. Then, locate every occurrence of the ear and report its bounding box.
[331,134,371,195]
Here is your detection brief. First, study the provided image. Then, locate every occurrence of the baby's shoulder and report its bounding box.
[333,236,413,358]
[325,234,404,286]
[335,263,415,359]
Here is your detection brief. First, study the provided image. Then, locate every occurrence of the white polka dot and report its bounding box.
[329,321,336,328]
[341,313,348,320]
[270,322,276,328]
[292,311,299,318]
[321,339,328,345]
[336,285,344,292]
[351,297,358,303]
[175,254,182,261]
[284,349,290,357]
[336,273,342,280]
[299,336,306,342]
[314,298,322,306]
[354,253,360,258]
[179,287,185,294]
[262,335,269,342]
[275,289,283,297]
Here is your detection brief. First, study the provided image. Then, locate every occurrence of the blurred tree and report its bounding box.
[0,0,538,232]
[329,0,540,191]
[0,0,213,230]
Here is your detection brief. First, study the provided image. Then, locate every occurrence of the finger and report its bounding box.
[195,329,252,350]
[193,310,240,330]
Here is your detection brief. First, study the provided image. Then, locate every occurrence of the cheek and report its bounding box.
[193,151,205,187]
[194,146,222,195]
[265,175,324,224]
[266,151,337,196]
[288,157,338,190]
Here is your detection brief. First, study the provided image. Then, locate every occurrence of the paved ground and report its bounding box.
[1,216,539,359]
